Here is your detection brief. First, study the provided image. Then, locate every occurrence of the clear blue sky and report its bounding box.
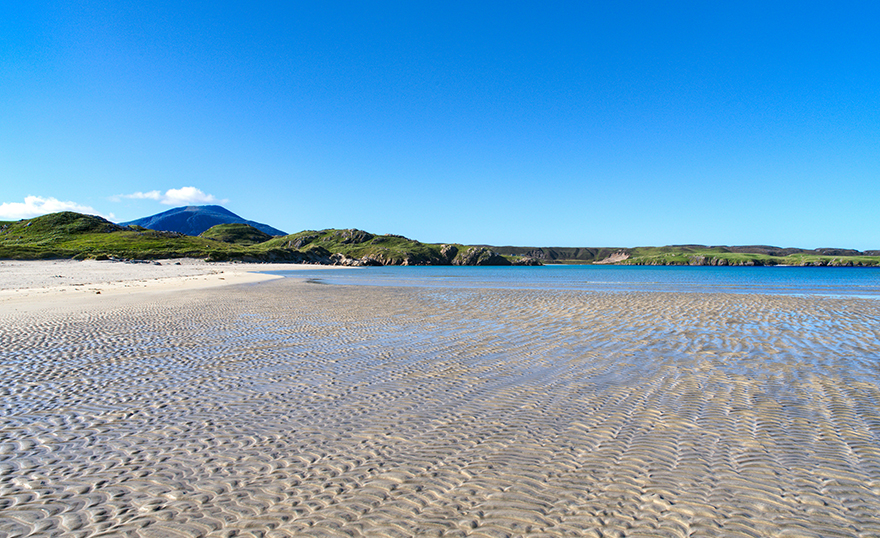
[2,2,878,249]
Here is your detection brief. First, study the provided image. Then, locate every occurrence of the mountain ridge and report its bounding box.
[121,205,286,237]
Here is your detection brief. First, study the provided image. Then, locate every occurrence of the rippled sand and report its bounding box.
[2,278,879,537]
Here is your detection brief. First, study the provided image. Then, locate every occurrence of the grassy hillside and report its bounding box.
[259,229,536,265]
[2,212,876,267]
[491,243,880,266]
[620,245,880,266]
[262,229,450,265]
[0,212,254,260]
[199,223,273,245]
[0,213,534,265]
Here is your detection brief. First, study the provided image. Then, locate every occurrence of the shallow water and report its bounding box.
[1,280,880,537]
[272,265,880,298]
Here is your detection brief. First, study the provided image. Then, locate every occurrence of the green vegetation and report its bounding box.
[0,212,533,265]
[0,212,251,260]
[486,246,622,263]
[199,223,273,245]
[617,245,880,267]
[262,229,443,264]
[488,244,880,266]
[2,212,877,267]
[489,245,880,267]
[620,245,771,266]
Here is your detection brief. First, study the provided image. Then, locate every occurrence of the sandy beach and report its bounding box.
[0,259,324,313]
[2,262,879,537]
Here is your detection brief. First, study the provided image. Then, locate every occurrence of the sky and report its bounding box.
[2,2,878,249]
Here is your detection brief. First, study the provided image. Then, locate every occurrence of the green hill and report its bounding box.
[0,213,536,265]
[259,229,535,265]
[199,223,274,245]
[262,229,447,265]
[0,212,251,260]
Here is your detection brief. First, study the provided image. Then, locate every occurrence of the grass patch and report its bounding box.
[199,223,274,245]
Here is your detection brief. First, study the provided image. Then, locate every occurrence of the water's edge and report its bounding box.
[269,265,880,298]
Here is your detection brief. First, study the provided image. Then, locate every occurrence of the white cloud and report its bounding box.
[161,186,224,205]
[112,190,162,202]
[0,196,114,220]
[112,186,226,206]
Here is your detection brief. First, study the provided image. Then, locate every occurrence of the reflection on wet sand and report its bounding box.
[2,279,879,537]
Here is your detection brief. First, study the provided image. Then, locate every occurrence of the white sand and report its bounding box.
[0,259,331,313]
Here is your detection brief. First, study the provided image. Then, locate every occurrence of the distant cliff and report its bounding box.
[490,244,880,267]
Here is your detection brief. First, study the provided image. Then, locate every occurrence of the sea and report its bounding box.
[270,264,880,298]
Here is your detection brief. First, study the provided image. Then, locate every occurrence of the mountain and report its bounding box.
[121,205,286,236]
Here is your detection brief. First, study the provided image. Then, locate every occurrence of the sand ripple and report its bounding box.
[2,281,880,536]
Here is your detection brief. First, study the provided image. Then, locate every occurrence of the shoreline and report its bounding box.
[0,259,336,313]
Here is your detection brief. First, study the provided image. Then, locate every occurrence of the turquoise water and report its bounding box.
[271,265,880,298]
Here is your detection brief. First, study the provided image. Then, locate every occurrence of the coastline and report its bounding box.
[0,259,334,313]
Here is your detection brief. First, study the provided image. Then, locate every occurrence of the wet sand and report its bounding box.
[1,274,880,537]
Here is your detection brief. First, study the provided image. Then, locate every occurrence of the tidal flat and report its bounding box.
[1,277,879,537]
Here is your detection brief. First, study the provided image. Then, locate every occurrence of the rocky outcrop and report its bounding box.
[452,247,511,266]
[318,244,541,267]
[510,256,542,266]
[795,259,864,267]
[287,234,319,249]
[595,250,630,264]
[488,246,610,263]
[332,229,374,244]
[440,244,459,263]
[330,253,371,266]
[329,250,428,266]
